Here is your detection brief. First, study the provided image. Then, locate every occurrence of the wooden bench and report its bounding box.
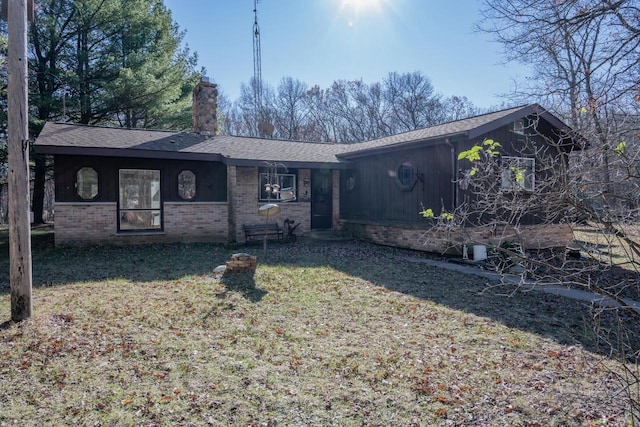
[243,223,283,244]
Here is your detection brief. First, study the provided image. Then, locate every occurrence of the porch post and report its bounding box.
[227,165,237,245]
[332,170,340,230]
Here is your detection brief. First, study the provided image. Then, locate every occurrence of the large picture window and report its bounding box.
[118,169,161,231]
[501,157,535,191]
[259,172,296,202]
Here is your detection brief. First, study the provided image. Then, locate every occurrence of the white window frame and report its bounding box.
[501,157,535,191]
[259,172,297,202]
[513,119,526,135]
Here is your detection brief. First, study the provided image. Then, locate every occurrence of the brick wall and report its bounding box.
[232,166,311,243]
[54,166,327,246]
[163,202,228,242]
[341,220,574,254]
[54,202,228,246]
[55,203,116,245]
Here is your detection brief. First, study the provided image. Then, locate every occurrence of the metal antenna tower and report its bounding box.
[252,0,262,128]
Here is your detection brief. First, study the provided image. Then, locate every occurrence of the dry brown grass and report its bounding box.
[573,223,640,270]
[0,238,636,426]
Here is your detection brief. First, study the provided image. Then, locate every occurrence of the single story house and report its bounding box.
[35,79,582,252]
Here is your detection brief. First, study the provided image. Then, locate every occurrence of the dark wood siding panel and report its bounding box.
[53,155,227,203]
[163,160,227,202]
[341,143,454,224]
[54,155,114,202]
[423,143,456,216]
[457,121,570,226]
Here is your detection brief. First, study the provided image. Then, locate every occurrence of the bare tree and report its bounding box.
[383,71,443,132]
[272,77,308,140]
[441,95,484,122]
[302,84,340,142]
[479,0,639,202]
[472,2,640,417]
[234,78,275,138]
[221,72,480,143]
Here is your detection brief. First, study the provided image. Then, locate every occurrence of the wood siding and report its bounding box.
[341,118,573,228]
[457,121,570,226]
[54,155,227,203]
[340,143,454,224]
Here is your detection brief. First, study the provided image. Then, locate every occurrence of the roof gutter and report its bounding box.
[444,138,457,212]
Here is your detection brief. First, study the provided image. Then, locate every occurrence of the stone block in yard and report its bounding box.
[224,253,257,274]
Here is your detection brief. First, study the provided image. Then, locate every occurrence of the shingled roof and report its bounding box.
[35,104,579,166]
[338,104,582,158]
[35,122,350,168]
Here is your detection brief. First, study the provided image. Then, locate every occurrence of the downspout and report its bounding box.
[445,138,456,212]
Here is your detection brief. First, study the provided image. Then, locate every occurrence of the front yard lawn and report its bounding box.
[0,238,637,426]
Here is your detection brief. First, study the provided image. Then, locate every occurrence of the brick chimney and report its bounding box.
[192,77,218,135]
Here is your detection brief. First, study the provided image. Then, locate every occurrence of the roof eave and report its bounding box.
[337,132,468,160]
[35,145,224,162]
[36,145,351,169]
[465,104,587,150]
[224,158,351,169]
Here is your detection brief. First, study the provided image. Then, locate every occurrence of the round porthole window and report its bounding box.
[396,162,417,191]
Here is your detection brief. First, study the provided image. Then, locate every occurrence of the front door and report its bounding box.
[311,169,332,229]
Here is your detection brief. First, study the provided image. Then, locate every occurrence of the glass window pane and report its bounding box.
[77,167,98,200]
[178,170,196,200]
[118,169,161,230]
[396,163,416,190]
[119,169,160,209]
[501,157,535,191]
[260,172,297,201]
[119,210,161,230]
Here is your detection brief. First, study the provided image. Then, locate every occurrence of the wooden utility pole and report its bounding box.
[7,0,33,321]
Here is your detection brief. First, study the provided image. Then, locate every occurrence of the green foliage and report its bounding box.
[457,139,501,163]
[613,141,626,156]
[440,211,454,221]
[457,145,483,162]
[420,208,434,218]
[20,0,200,221]
[94,0,200,129]
[28,0,199,129]
[482,138,501,156]
[419,207,453,221]
[456,138,502,187]
[510,166,526,184]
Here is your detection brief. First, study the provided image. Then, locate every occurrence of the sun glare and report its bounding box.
[343,0,380,8]
[342,0,382,13]
[338,0,386,28]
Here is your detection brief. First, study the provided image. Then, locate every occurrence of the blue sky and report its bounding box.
[163,0,531,109]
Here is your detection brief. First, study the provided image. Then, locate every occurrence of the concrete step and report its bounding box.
[305,229,351,241]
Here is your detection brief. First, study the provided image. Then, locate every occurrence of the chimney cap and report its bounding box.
[201,76,210,83]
